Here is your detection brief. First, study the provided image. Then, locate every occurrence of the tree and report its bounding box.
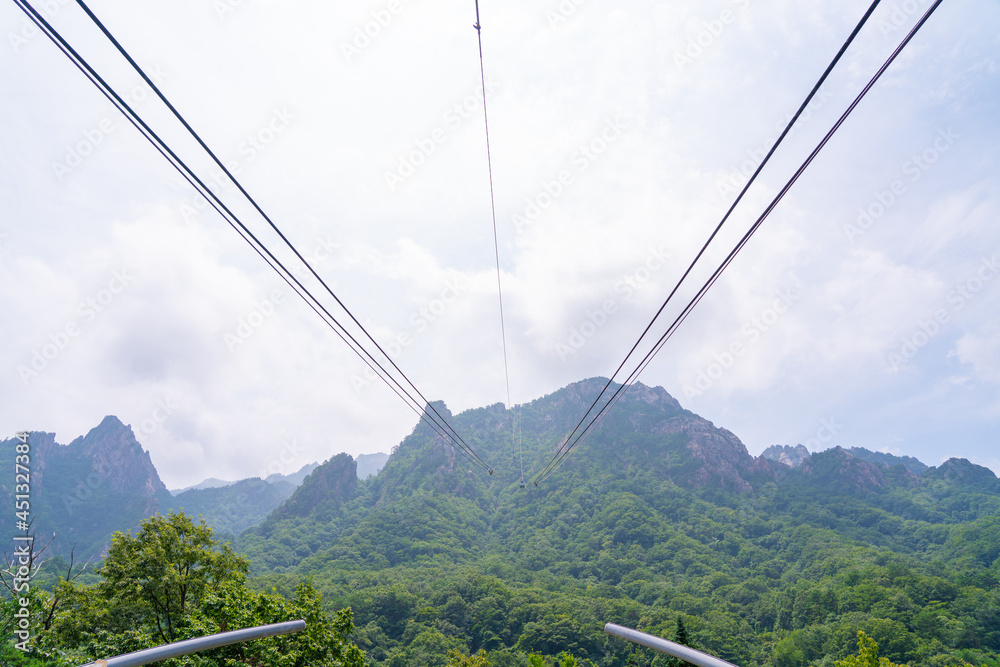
[197,579,367,667]
[673,616,690,648]
[663,616,695,667]
[447,648,491,667]
[96,511,248,643]
[42,512,368,667]
[834,631,908,667]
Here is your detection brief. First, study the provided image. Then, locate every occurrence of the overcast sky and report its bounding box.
[1,0,998,489]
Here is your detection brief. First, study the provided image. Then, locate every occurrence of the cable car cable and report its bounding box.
[541,0,885,483]
[71,0,491,473]
[534,0,944,483]
[14,0,490,471]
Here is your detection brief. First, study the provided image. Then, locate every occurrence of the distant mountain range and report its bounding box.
[0,417,387,558]
[1,378,994,562]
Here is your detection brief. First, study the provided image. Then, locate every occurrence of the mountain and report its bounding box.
[232,378,999,667]
[845,447,929,475]
[240,378,1000,571]
[762,444,930,476]
[762,444,811,467]
[265,461,321,486]
[163,462,323,535]
[165,477,299,537]
[0,422,323,559]
[0,416,172,559]
[8,379,999,667]
[171,461,362,495]
[170,477,238,495]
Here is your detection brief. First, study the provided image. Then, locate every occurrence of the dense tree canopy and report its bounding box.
[2,512,366,667]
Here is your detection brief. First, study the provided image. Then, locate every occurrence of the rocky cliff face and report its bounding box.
[0,416,172,559]
[652,413,758,493]
[797,446,891,493]
[528,378,765,494]
[762,444,812,468]
[73,415,169,504]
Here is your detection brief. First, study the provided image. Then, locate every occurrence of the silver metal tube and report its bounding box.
[604,623,741,667]
[80,619,306,667]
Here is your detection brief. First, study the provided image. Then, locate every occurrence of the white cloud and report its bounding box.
[953,326,1000,385]
[2,0,999,484]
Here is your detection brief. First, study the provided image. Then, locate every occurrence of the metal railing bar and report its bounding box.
[604,623,741,667]
[79,619,306,667]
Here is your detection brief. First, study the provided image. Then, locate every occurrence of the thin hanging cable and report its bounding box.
[517,404,524,485]
[473,0,519,481]
[546,0,884,481]
[72,0,490,474]
[14,0,490,472]
[534,0,944,484]
[11,0,469,465]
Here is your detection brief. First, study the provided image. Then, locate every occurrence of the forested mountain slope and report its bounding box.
[237,378,1000,667]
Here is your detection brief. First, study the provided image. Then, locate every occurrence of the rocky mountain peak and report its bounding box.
[652,413,756,493]
[762,444,812,468]
[925,457,999,491]
[798,446,888,493]
[69,415,168,496]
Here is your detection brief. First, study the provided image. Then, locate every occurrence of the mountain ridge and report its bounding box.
[5,379,996,562]
[235,378,997,573]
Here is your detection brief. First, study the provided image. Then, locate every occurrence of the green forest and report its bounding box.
[3,380,1000,667]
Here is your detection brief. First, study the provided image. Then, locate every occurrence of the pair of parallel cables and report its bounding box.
[13,0,493,474]
[532,0,946,484]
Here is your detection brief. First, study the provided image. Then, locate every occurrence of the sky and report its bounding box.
[1,0,998,489]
